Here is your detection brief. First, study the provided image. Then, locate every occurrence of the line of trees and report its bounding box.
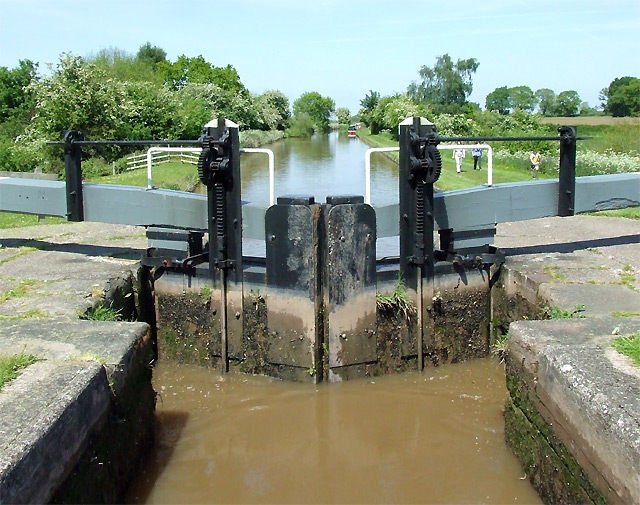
[0,45,293,173]
[1,45,638,174]
[357,53,639,141]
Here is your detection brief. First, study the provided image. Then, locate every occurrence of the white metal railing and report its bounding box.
[241,148,275,206]
[145,148,203,189]
[141,147,275,204]
[364,144,494,205]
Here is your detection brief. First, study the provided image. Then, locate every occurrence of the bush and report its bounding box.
[286,114,315,138]
[239,129,285,148]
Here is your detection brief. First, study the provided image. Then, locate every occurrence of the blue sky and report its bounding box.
[1,0,638,115]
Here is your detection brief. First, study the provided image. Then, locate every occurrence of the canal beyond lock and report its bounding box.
[127,131,541,504]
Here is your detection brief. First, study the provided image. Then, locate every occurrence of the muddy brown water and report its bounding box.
[126,358,541,504]
[128,133,541,503]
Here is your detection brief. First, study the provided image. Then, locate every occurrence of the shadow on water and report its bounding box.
[126,410,190,504]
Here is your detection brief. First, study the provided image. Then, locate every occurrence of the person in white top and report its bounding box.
[453,142,465,173]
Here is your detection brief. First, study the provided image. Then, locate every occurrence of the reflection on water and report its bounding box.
[127,359,541,504]
[240,131,399,207]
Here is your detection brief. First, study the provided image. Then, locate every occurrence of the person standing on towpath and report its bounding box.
[471,142,482,170]
[530,148,541,178]
[453,142,465,173]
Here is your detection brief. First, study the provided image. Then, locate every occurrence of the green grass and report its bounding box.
[0,354,42,390]
[0,212,66,229]
[583,207,640,220]
[86,161,199,191]
[611,334,640,366]
[357,127,555,191]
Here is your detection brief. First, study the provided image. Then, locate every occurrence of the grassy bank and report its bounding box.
[357,127,556,191]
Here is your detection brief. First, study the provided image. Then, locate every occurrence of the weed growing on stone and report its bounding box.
[0,309,50,320]
[83,304,122,321]
[611,310,640,317]
[200,286,212,298]
[543,266,568,283]
[544,304,586,319]
[611,333,640,366]
[0,354,43,390]
[491,332,509,363]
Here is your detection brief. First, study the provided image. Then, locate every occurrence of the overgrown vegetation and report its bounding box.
[611,333,640,366]
[376,277,416,323]
[0,353,42,390]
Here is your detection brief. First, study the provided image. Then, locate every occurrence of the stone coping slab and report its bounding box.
[0,319,151,503]
[0,222,152,503]
[509,316,640,504]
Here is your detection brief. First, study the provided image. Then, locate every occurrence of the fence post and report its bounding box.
[558,125,577,217]
[63,129,84,222]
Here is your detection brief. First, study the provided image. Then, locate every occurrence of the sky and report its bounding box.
[1,0,639,115]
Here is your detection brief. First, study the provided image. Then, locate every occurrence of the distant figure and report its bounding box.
[471,142,482,170]
[453,142,465,173]
[530,148,541,178]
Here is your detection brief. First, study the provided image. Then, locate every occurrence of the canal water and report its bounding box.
[127,360,541,504]
[127,132,541,504]
[239,130,399,207]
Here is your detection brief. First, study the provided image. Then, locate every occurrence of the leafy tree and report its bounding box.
[535,88,556,116]
[88,46,162,84]
[358,90,380,126]
[136,42,167,68]
[554,90,581,116]
[360,90,380,112]
[601,76,640,117]
[0,59,38,121]
[407,54,479,111]
[485,86,510,114]
[158,55,247,95]
[293,91,335,133]
[509,86,537,112]
[254,90,290,130]
[335,107,351,124]
[369,95,394,134]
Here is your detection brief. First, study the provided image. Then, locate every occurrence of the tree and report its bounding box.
[485,86,510,114]
[136,42,167,67]
[0,59,38,121]
[158,55,247,95]
[358,90,380,126]
[293,91,335,133]
[535,88,556,116]
[335,107,351,124]
[509,86,538,112]
[407,54,479,110]
[554,90,581,116]
[601,77,640,117]
[254,90,290,130]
